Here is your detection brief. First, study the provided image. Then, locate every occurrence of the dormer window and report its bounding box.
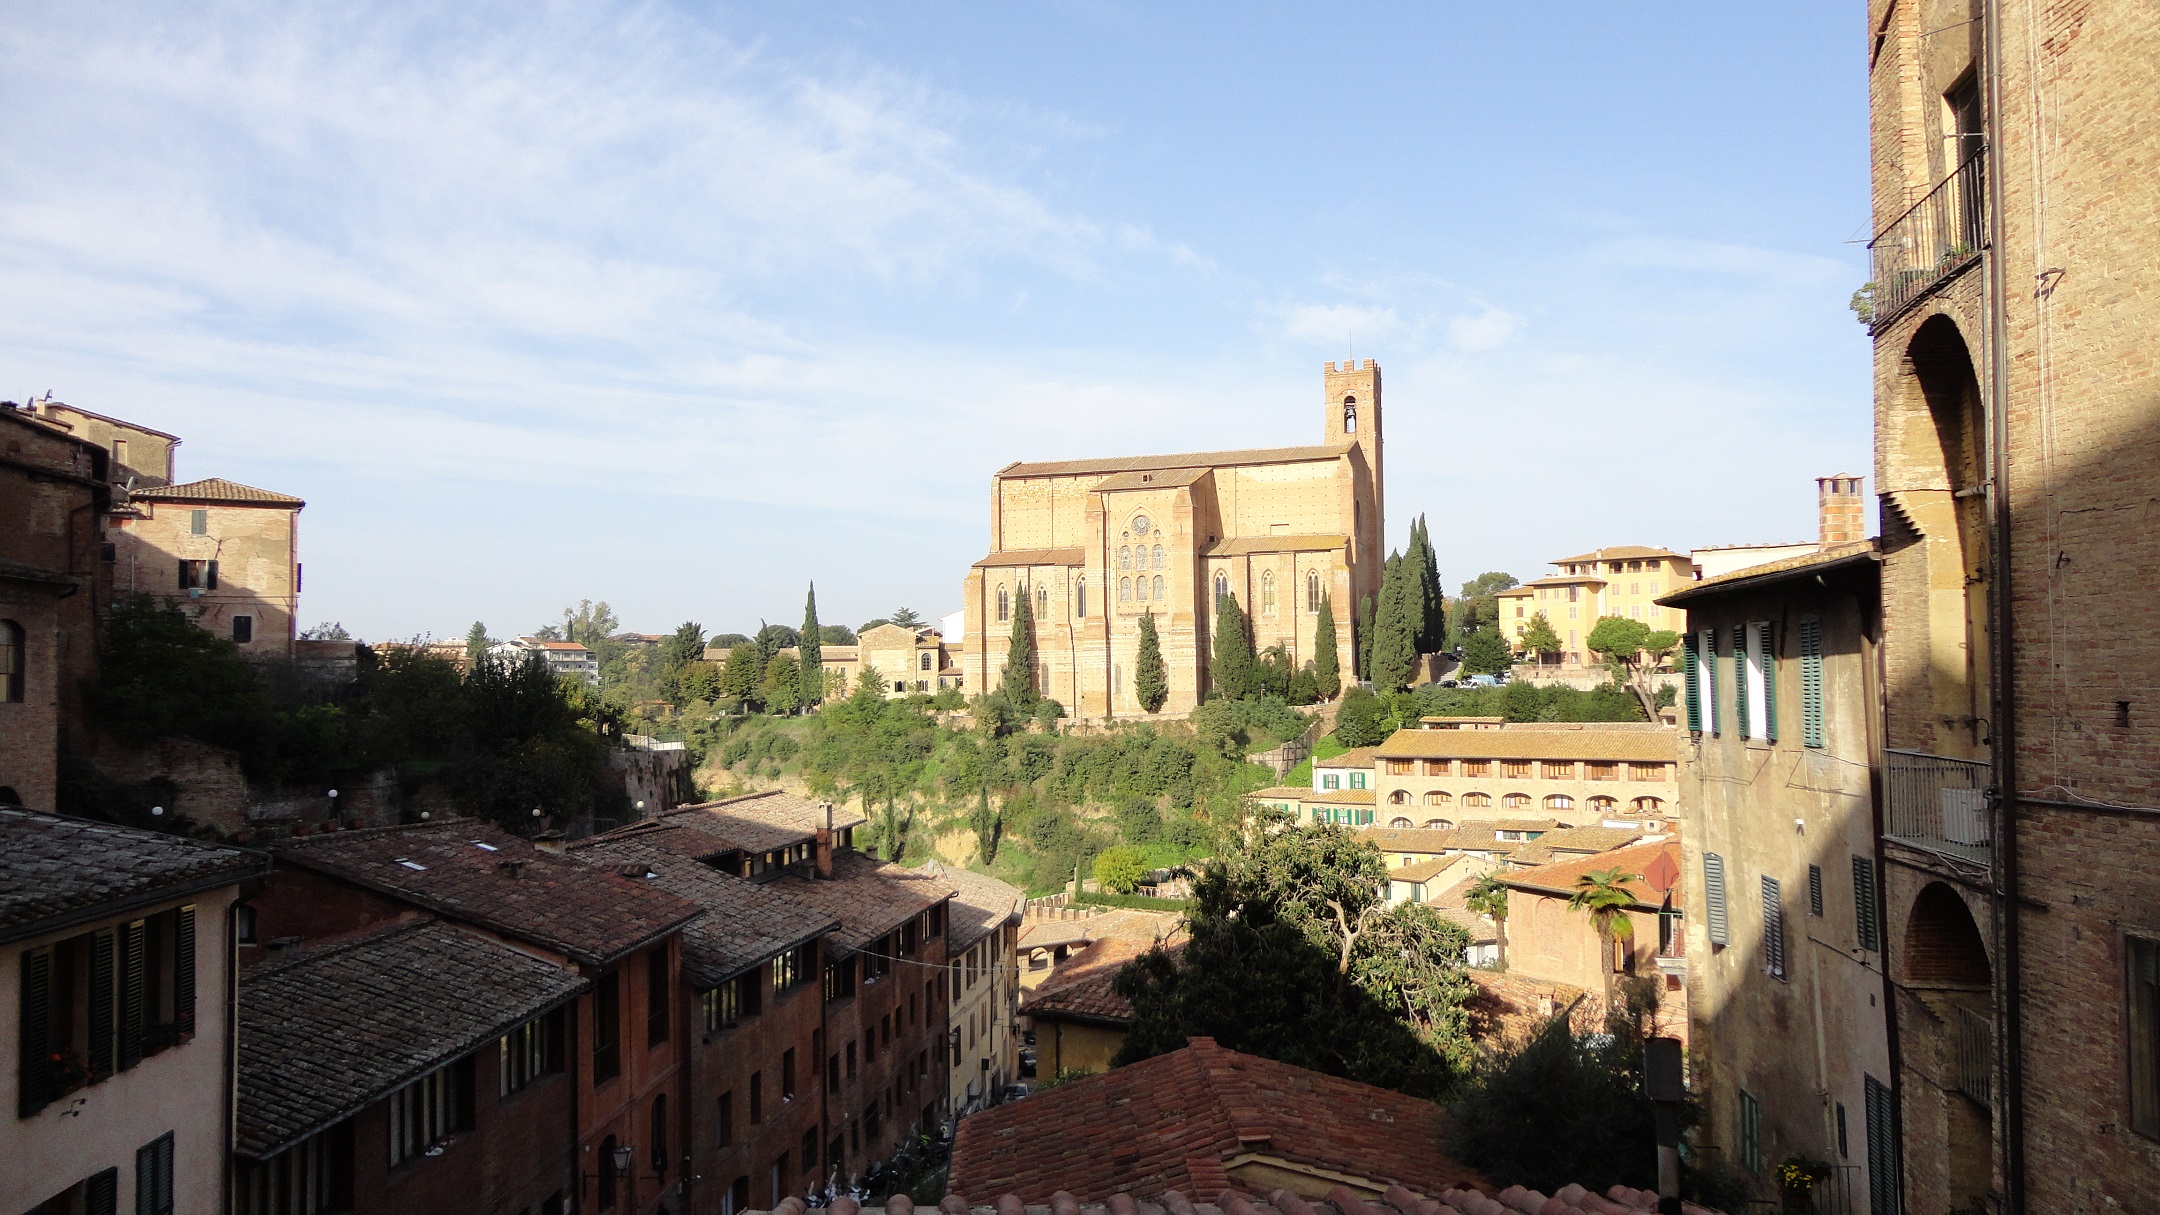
[1342,396,1358,434]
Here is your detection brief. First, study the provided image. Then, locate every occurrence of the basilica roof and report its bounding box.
[997,442,1353,480]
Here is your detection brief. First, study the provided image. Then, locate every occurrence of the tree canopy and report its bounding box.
[1461,626,1514,676]
[1520,611,1563,659]
[798,584,824,708]
[1209,592,1254,700]
[1312,592,1340,701]
[1135,610,1169,713]
[1584,616,1680,719]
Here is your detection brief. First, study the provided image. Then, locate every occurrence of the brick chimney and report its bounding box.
[814,801,836,879]
[1818,475,1866,547]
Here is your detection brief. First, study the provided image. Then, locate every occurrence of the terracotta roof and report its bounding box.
[570,827,837,988]
[1494,586,1535,599]
[1390,855,1468,883]
[511,639,593,653]
[0,809,266,943]
[1552,545,1686,563]
[765,851,952,953]
[948,1038,1481,1203]
[1434,821,1564,853]
[1656,540,1878,606]
[932,864,1027,951]
[1018,921,1095,952]
[621,791,869,856]
[1093,467,1211,492]
[999,444,1353,480]
[1373,727,1680,764]
[1500,839,1685,911]
[131,477,304,507]
[1520,574,1607,588]
[1362,827,1458,854]
[1200,534,1348,558]
[1313,748,1377,768]
[1418,716,1506,726]
[749,1184,1714,1215]
[976,547,1087,569]
[1502,825,1652,867]
[1022,937,1159,1027]
[236,918,583,1158]
[272,822,701,966]
[1254,786,1373,807]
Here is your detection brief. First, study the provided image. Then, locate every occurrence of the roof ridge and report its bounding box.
[245,915,436,978]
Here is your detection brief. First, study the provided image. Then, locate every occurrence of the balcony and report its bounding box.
[1883,748,1992,866]
[1863,149,1987,332]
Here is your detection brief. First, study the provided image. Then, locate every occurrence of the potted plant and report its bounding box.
[1777,1154,1831,1214]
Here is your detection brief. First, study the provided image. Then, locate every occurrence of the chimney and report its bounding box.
[533,831,566,855]
[1818,475,1866,547]
[814,801,836,879]
[497,859,525,880]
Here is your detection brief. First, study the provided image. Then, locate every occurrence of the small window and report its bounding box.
[1761,875,1787,980]
[996,587,1009,622]
[1214,573,1229,606]
[136,1133,175,1215]
[232,616,253,644]
[1119,546,1132,571]
[1075,578,1087,618]
[920,652,932,671]
[1738,1089,1761,1175]
[1152,575,1164,602]
[1349,772,1366,790]
[1502,793,1530,809]
[1119,577,1132,604]
[1260,571,1277,616]
[1342,396,1358,434]
[1037,585,1049,619]
[2131,937,2160,1140]
[189,509,207,536]
[1308,571,1322,613]
[1152,544,1164,570]
[0,619,23,702]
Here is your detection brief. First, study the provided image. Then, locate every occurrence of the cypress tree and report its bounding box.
[1211,592,1254,700]
[1135,610,1169,713]
[1401,522,1432,658]
[1372,550,1418,692]
[1001,586,1037,706]
[1312,592,1340,700]
[798,583,823,707]
[1418,516,1445,653]
[1357,593,1376,682]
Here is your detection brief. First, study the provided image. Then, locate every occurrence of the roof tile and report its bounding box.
[0,809,265,941]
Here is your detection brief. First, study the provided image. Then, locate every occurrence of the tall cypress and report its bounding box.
[798,583,823,706]
[1372,550,1417,692]
[1417,515,1445,654]
[1312,592,1340,700]
[1211,592,1254,700]
[1135,610,1168,713]
[1401,522,1432,658]
[1357,593,1376,682]
[1001,586,1037,706]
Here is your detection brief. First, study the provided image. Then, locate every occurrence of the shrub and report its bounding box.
[1092,845,1151,894]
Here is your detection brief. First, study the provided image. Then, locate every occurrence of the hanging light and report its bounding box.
[611,1143,634,1172]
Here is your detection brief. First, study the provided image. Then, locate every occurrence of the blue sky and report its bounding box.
[0,2,1874,641]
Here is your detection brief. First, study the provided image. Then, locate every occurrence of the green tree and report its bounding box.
[1520,611,1563,662]
[721,642,764,707]
[1412,515,1446,653]
[799,584,824,708]
[464,622,493,668]
[1448,572,1520,649]
[759,651,801,715]
[1444,1014,1664,1195]
[1112,808,1478,1098]
[1211,592,1254,700]
[1001,588,1037,707]
[819,624,857,645]
[1584,616,1680,720]
[1567,865,1644,1013]
[889,607,927,629]
[1370,551,1418,692]
[970,785,1001,866]
[1312,592,1340,700]
[1135,610,1169,713]
[1356,593,1376,681]
[1465,871,1511,970]
[1461,626,1513,676]
[1093,845,1150,893]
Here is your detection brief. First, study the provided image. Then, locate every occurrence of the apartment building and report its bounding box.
[939,867,1025,1118]
[1370,722,1681,828]
[1497,546,1691,663]
[493,638,602,684]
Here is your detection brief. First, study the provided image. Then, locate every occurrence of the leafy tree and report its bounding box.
[819,624,857,645]
[969,785,1001,866]
[675,661,722,705]
[1568,865,1644,1013]
[1210,593,1254,700]
[759,651,801,715]
[1135,610,1169,713]
[661,621,705,673]
[1370,551,1417,692]
[1356,593,1376,681]
[1449,572,1520,649]
[754,622,799,661]
[1112,809,1477,1098]
[1093,845,1151,894]
[1461,626,1513,676]
[799,584,824,709]
[1465,871,1511,970]
[1332,686,1392,747]
[868,796,915,862]
[889,607,927,629]
[464,622,493,668]
[1312,592,1340,700]
[300,622,352,641]
[1584,616,1680,720]
[1411,515,1446,653]
[720,643,764,707]
[1445,1012,1662,1194]
[1115,797,1164,845]
[1520,611,1563,661]
[709,632,752,648]
[1000,590,1037,707]
[1031,698,1066,733]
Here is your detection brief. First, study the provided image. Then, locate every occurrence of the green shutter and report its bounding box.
[1853,856,1880,952]
[1700,628,1720,735]
[85,1169,117,1215]
[1703,853,1730,946]
[120,920,146,1071]
[1759,623,1778,742]
[1864,1075,1901,1215]
[1800,618,1826,748]
[1682,634,1701,733]
[19,947,53,1115]
[174,906,196,1038]
[1761,875,1786,979]
[90,929,116,1078]
[1733,625,1750,740]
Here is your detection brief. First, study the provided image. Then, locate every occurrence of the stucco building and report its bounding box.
[113,479,306,659]
[1498,839,1688,1040]
[1369,722,1681,828]
[1498,546,1692,664]
[939,867,1024,1118]
[960,362,1385,718]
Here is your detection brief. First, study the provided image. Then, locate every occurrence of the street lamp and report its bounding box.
[611,1143,634,1173]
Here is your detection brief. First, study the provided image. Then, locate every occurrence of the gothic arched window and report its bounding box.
[1133,576,1147,602]
[996,587,1009,622]
[1213,573,1229,606]
[1076,578,1087,618]
[1307,571,1322,614]
[1260,571,1277,616]
[1119,577,1132,603]
[1342,395,1358,434]
[1119,546,1132,571]
[1151,544,1164,570]
[1151,575,1164,601]
[1037,585,1049,618]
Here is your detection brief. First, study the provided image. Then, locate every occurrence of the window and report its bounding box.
[598,1136,619,1210]
[647,947,670,1046]
[2,619,24,702]
[1542,761,1575,779]
[1342,396,1357,434]
[1388,790,1410,805]
[773,944,810,994]
[1703,853,1729,946]
[1502,793,1530,809]
[592,972,620,1085]
[16,906,197,1118]
[1808,865,1825,917]
[1853,857,1881,952]
[1632,796,1664,813]
[2130,937,2160,1139]
[719,1092,734,1145]
[1628,763,1664,781]
[188,509,207,535]
[920,652,932,671]
[500,1007,564,1096]
[1682,632,1701,732]
[996,587,1009,622]
[238,1124,353,1215]
[1076,578,1087,618]
[728,1177,750,1215]
[1214,573,1229,606]
[1423,791,1451,806]
[231,615,253,644]
[750,1070,763,1122]
[1384,758,1412,775]
[1260,571,1276,616]
[1500,761,1531,779]
[1698,628,1719,734]
[1119,577,1132,604]
[802,1129,820,1175]
[1321,773,1339,790]
[1799,618,1826,748]
[1864,1075,1901,1214]
[846,1040,857,1078]
[1152,575,1164,602]
[136,1132,175,1215]
[1424,759,1448,776]
[1348,771,1366,790]
[1390,816,1412,828]
[1152,544,1164,570]
[1761,875,1787,980]
[706,973,751,1030]
[1461,793,1491,808]
[782,1047,796,1100]
[1038,585,1049,619]
[1460,760,1490,778]
[1587,795,1617,813]
[1308,571,1321,613]
[1134,573,1148,602]
[1744,622,1775,741]
[388,1056,474,1166]
[1544,795,1573,811]
[1738,1089,1761,1174]
[176,559,217,590]
[652,1095,669,1175]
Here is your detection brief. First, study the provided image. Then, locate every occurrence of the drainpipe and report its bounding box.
[1980,0,2026,1209]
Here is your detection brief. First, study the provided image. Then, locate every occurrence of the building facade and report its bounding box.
[960,362,1384,719]
[1369,722,1681,829]
[494,638,602,684]
[940,867,1024,1119]
[114,479,305,660]
[1862,4,2160,1212]
[1498,546,1692,664]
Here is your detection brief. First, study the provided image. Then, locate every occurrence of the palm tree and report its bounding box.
[1567,866,1644,1016]
[1464,871,1511,970]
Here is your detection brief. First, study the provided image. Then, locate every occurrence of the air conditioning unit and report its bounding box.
[1941,788,1989,845]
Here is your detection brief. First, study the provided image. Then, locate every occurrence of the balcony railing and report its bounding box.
[1864,149,1987,331]
[1883,748,1992,865]
[1952,1003,1993,1104]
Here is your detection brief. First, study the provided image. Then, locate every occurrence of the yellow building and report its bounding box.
[1498,546,1691,664]
[961,362,1385,718]
[1370,722,1681,828]
[111,479,305,659]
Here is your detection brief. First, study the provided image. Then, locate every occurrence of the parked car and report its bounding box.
[1463,673,1499,687]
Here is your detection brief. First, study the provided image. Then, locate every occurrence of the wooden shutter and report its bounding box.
[18,947,53,1116]
[1761,875,1786,979]
[1702,853,1730,946]
[1759,622,1778,742]
[1733,625,1751,740]
[91,928,116,1077]
[1682,634,1701,732]
[205,560,219,590]
[136,1132,175,1215]
[120,919,146,1071]
[1808,865,1824,917]
[177,560,190,590]
[174,906,196,1038]
[1799,618,1826,747]
[1853,856,1881,952]
[1864,1074,1901,1215]
[86,1168,118,1215]
[1699,628,1719,735]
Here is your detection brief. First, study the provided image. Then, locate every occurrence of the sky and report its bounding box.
[0,2,1876,642]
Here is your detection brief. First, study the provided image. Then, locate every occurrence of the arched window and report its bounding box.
[1423,791,1451,806]
[1076,578,1087,618]
[1037,585,1049,618]
[1545,795,1574,811]
[1119,547,1132,571]
[652,1094,669,1175]
[1461,793,1492,808]
[1631,796,1663,813]
[1151,575,1164,601]
[920,652,932,671]
[1423,819,1454,831]
[1152,545,1164,570]
[599,1135,619,1209]
[1388,790,1410,805]
[1343,395,1358,434]
[1588,795,1617,813]
[0,619,22,703]
[996,587,1009,622]
[1134,576,1147,602]
[1260,571,1277,616]
[1307,572,1321,613]
[1214,573,1229,606]
[1502,793,1530,809]
[1390,817,1413,828]
[1119,577,1132,603]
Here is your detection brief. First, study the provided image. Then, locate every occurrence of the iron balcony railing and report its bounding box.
[1864,148,1987,331]
[1952,1003,1993,1104]
[1883,748,1992,864]
[1808,1163,1864,1215]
